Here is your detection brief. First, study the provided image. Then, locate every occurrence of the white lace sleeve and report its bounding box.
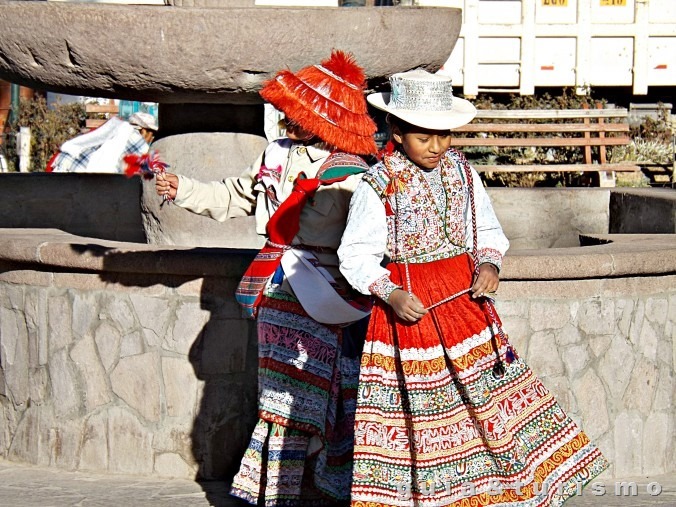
[338,181,394,296]
[465,166,510,269]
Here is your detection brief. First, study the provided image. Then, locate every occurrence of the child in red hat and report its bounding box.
[156,50,377,506]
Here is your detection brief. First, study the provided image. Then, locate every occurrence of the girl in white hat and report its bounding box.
[338,69,608,506]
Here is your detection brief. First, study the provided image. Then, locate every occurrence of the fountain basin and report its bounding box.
[0,227,674,481]
[0,2,462,103]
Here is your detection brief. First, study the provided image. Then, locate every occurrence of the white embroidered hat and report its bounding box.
[367,69,477,131]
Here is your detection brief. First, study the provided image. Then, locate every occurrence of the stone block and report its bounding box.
[79,410,108,472]
[48,294,73,353]
[120,331,145,358]
[107,407,153,475]
[94,320,122,373]
[494,299,528,318]
[24,290,41,369]
[164,302,210,356]
[642,412,671,476]
[154,452,195,479]
[102,296,137,335]
[28,366,49,405]
[587,334,612,359]
[501,317,529,356]
[0,306,29,406]
[652,365,674,411]
[628,300,645,346]
[572,370,609,441]
[7,406,39,465]
[561,343,591,377]
[129,294,173,346]
[72,292,98,339]
[529,301,570,331]
[613,411,643,476]
[44,418,83,471]
[111,352,161,423]
[526,330,565,378]
[70,335,111,411]
[152,425,195,466]
[49,348,82,419]
[555,323,582,347]
[598,332,635,400]
[645,297,668,326]
[577,298,615,336]
[615,298,634,338]
[161,357,197,419]
[638,320,659,362]
[622,357,658,416]
[1,283,24,310]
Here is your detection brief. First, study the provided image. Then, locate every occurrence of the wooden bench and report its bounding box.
[84,102,119,131]
[450,106,640,186]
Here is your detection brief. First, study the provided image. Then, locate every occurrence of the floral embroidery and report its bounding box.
[369,275,401,302]
[363,148,469,262]
[477,247,503,271]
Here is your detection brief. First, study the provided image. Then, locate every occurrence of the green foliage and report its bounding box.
[462,88,673,187]
[610,104,673,166]
[4,95,86,172]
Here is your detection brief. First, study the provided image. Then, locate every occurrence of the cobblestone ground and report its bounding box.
[0,459,674,506]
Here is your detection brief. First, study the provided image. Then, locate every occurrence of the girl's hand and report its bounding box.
[388,289,428,322]
[471,263,500,298]
[155,172,179,200]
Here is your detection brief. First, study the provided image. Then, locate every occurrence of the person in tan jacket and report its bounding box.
[156,50,377,506]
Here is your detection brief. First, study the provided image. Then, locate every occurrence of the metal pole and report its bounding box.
[9,83,20,125]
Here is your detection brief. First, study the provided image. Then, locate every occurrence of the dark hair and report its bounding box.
[386,113,416,134]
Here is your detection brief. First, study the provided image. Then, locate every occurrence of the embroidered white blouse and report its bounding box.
[338,148,509,301]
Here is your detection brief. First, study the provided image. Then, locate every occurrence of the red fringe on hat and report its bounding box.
[260,50,377,155]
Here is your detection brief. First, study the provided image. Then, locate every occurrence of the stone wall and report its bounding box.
[2,170,651,250]
[609,188,676,234]
[0,174,145,243]
[0,229,674,481]
[498,277,675,478]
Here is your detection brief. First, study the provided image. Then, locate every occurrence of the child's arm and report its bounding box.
[466,166,510,273]
[470,262,500,298]
[388,289,428,322]
[338,181,428,322]
[155,151,264,221]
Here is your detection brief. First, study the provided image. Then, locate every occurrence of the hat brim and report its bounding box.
[367,92,477,131]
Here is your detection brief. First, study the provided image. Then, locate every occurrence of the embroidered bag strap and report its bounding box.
[461,157,516,376]
[235,177,321,319]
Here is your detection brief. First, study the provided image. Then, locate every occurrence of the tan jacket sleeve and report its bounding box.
[172,152,263,222]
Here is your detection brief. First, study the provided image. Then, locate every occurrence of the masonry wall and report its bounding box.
[0,247,673,480]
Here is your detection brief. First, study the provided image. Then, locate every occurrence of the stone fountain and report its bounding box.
[0,0,462,247]
[0,0,470,481]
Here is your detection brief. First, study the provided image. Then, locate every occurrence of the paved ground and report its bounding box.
[0,459,674,506]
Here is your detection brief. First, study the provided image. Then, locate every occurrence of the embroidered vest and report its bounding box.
[362,148,470,261]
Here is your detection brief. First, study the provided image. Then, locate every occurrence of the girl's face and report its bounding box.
[393,126,452,170]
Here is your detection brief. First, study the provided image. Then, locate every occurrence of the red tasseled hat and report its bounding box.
[259,50,378,156]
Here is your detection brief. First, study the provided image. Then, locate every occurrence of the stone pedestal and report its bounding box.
[142,133,268,248]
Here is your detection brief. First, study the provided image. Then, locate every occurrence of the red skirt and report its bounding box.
[351,254,608,506]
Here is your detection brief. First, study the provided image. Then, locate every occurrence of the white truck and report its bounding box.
[423,0,676,97]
